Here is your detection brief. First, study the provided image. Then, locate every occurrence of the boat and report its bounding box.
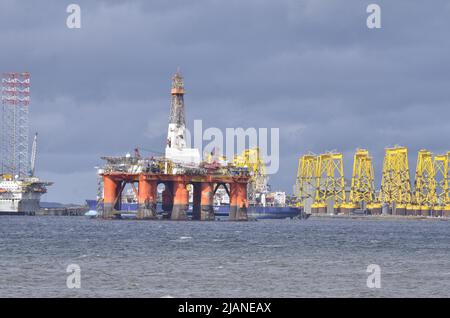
[85,199,305,220]
[84,210,98,218]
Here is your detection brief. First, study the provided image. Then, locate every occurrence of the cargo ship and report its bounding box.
[85,194,304,220]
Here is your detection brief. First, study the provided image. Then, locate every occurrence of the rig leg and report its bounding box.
[229,183,237,221]
[192,183,202,220]
[200,182,214,220]
[103,175,118,219]
[137,176,157,219]
[162,182,174,218]
[230,182,248,221]
[172,181,188,220]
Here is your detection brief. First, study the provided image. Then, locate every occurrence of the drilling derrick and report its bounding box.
[165,71,200,165]
[1,72,30,177]
[434,152,450,217]
[342,149,377,214]
[379,146,412,215]
[295,154,317,212]
[233,148,267,202]
[412,149,437,216]
[311,152,346,214]
[167,71,186,149]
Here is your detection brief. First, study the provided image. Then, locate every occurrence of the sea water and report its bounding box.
[0,216,449,297]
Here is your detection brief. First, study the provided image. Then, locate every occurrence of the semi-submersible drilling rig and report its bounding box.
[93,71,301,220]
[96,71,251,221]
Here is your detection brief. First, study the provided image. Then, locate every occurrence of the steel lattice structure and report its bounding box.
[413,149,437,209]
[379,146,412,208]
[312,152,346,209]
[434,152,450,208]
[347,149,376,208]
[169,71,186,126]
[295,153,317,207]
[233,147,268,200]
[1,72,30,178]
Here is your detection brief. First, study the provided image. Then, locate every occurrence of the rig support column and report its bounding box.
[230,182,248,221]
[137,175,157,219]
[172,181,188,220]
[230,183,237,220]
[200,182,214,220]
[192,183,202,220]
[162,182,174,217]
[103,175,118,219]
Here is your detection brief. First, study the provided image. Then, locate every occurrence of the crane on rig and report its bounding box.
[29,133,38,177]
[233,148,268,201]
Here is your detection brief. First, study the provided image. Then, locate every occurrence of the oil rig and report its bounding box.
[295,147,450,217]
[0,72,52,215]
[97,71,251,221]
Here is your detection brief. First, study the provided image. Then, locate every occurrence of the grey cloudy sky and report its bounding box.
[1,0,449,203]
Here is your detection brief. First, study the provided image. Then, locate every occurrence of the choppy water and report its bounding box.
[0,216,449,297]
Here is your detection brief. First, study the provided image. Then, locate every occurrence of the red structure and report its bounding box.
[101,172,249,221]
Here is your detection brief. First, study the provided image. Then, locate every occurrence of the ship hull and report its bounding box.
[86,200,302,220]
[0,211,26,215]
[0,179,50,215]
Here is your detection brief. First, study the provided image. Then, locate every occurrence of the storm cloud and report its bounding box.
[1,0,449,203]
